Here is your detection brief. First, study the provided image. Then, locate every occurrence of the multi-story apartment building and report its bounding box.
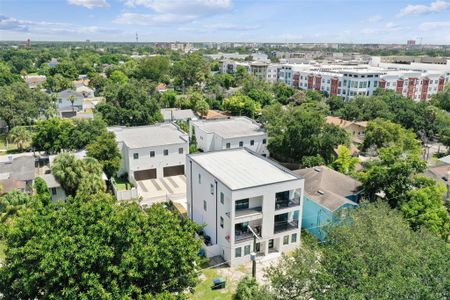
[250,61,269,80]
[220,57,450,101]
[109,123,189,184]
[187,148,304,266]
[192,117,269,156]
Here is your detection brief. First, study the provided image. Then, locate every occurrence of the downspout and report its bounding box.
[190,160,193,219]
[215,180,218,244]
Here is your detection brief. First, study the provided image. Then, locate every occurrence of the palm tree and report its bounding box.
[68,94,76,112]
[7,126,32,151]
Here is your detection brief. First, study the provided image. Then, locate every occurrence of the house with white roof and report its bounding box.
[109,123,189,185]
[187,148,304,266]
[192,117,269,157]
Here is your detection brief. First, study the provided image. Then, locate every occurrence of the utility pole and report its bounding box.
[247,226,260,278]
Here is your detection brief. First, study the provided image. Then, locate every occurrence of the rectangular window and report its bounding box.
[133,153,139,159]
[283,235,289,245]
[164,149,169,156]
[250,140,255,146]
[51,187,57,195]
[220,216,224,228]
[291,233,297,243]
[220,192,224,204]
[226,143,231,149]
[239,141,244,147]
[244,245,251,255]
[178,148,183,154]
[262,139,267,144]
[210,183,214,195]
[235,247,242,258]
[235,199,249,210]
[198,174,201,184]
[203,200,207,211]
[150,151,155,157]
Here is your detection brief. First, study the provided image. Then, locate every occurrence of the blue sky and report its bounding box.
[1,0,450,44]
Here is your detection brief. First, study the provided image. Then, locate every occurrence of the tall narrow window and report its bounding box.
[239,141,244,147]
[220,216,224,228]
[220,192,224,204]
[210,183,214,195]
[198,174,201,184]
[150,151,155,157]
[203,200,207,211]
[250,140,255,146]
[235,247,242,258]
[133,153,139,159]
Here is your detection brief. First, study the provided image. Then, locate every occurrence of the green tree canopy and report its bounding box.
[86,131,121,179]
[135,56,171,82]
[7,126,32,151]
[0,82,55,129]
[97,80,162,126]
[223,95,261,118]
[0,196,202,298]
[51,153,105,196]
[331,145,359,175]
[263,202,450,299]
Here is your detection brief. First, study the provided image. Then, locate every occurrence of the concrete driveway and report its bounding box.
[137,175,186,204]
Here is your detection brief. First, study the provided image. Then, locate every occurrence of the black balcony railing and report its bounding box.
[275,196,301,210]
[235,224,262,243]
[274,220,299,234]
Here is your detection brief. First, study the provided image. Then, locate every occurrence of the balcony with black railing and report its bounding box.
[274,220,299,234]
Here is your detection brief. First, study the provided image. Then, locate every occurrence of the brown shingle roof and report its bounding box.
[294,166,361,211]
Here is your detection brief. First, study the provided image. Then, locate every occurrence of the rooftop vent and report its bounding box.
[318,190,325,195]
[313,167,321,172]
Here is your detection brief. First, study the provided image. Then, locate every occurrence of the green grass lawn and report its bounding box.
[112,176,133,191]
[190,268,234,300]
[0,133,30,156]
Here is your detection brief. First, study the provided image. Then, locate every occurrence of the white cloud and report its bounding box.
[114,13,196,25]
[123,0,232,14]
[68,0,109,9]
[360,22,407,35]
[0,15,120,35]
[116,0,233,25]
[419,21,450,30]
[398,0,450,16]
[368,15,383,22]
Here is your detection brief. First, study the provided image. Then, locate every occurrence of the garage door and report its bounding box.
[163,165,184,177]
[134,169,157,181]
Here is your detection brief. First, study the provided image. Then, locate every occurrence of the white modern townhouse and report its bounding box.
[187,148,304,266]
[192,117,269,157]
[109,123,189,185]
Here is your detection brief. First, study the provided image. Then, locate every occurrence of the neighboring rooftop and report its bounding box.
[438,154,450,165]
[325,116,367,129]
[40,173,61,188]
[294,166,361,211]
[108,123,188,149]
[161,108,197,122]
[193,117,265,139]
[0,156,35,181]
[189,148,300,190]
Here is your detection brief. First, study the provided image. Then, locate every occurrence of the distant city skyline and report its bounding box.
[1,0,450,44]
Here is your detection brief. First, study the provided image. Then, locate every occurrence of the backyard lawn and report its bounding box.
[0,133,30,155]
[190,268,234,300]
[112,176,133,191]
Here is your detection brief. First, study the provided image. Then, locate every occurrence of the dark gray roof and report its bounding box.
[294,166,360,212]
[0,156,35,181]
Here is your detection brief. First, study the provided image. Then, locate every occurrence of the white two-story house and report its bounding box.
[109,123,189,185]
[187,148,304,266]
[192,117,269,157]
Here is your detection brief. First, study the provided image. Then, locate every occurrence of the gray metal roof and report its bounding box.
[193,117,266,139]
[161,109,197,121]
[294,166,360,212]
[40,174,61,188]
[108,123,188,149]
[188,148,300,190]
